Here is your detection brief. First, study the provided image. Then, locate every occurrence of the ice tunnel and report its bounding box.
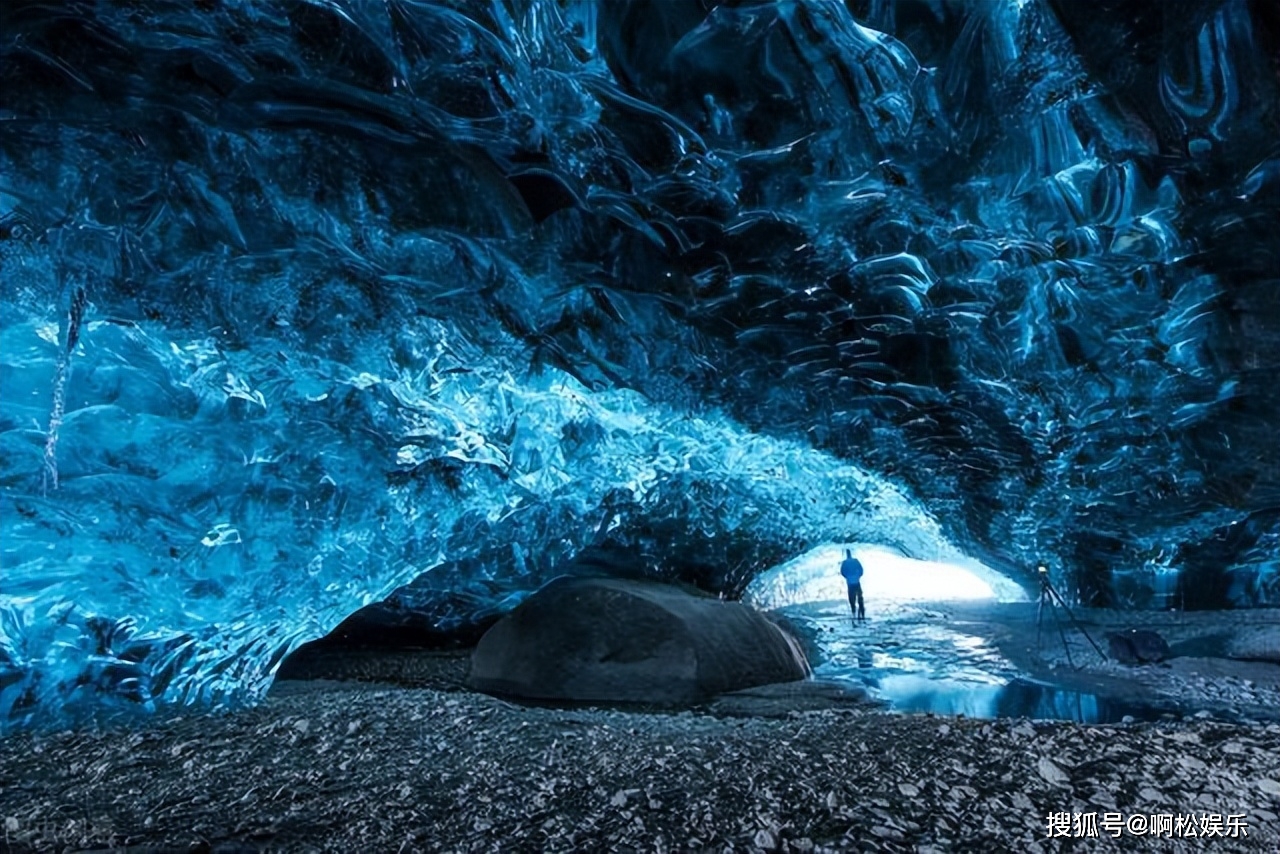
[1,0,1279,733]
[744,544,1029,612]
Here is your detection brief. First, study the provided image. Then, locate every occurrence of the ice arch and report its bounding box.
[744,544,1029,611]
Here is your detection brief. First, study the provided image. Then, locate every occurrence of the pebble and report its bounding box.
[754,828,778,849]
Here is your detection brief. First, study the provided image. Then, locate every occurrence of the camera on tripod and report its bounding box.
[1035,562,1107,667]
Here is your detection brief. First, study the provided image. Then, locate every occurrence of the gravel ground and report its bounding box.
[2,679,1278,853]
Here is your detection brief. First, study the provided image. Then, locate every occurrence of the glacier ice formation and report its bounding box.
[1,0,1278,728]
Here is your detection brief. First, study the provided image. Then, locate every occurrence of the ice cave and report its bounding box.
[0,0,1278,850]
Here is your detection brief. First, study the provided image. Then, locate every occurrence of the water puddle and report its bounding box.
[776,601,1176,724]
[874,674,1170,723]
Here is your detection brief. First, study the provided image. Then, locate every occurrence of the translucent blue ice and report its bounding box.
[1,0,1277,727]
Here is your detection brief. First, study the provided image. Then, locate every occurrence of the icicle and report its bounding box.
[41,286,87,495]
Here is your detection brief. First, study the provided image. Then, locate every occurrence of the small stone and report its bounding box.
[1036,757,1070,786]
[898,782,920,797]
[753,828,778,850]
[1121,715,1134,724]
[1257,779,1280,797]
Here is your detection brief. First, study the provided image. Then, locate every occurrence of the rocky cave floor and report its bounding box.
[1,604,1278,853]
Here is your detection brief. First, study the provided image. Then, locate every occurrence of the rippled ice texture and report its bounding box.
[1,0,1278,727]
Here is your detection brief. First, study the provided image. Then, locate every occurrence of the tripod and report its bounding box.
[1035,566,1107,667]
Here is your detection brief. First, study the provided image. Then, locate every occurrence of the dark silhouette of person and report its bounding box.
[840,549,865,622]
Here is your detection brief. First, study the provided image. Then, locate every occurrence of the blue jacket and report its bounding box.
[841,558,864,585]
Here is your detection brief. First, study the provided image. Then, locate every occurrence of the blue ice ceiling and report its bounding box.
[1,0,1278,728]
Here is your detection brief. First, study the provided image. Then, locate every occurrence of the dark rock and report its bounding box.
[467,576,810,705]
[705,679,878,719]
[1106,629,1171,664]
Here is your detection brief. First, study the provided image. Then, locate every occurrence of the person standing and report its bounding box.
[840,549,865,622]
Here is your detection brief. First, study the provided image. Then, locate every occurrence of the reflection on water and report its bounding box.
[778,601,1172,724]
[809,607,1017,685]
[875,674,1165,724]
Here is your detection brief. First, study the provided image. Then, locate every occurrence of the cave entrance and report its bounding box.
[740,544,1169,724]
[743,543,1028,612]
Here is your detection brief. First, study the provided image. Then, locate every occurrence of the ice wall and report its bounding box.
[1,0,1278,727]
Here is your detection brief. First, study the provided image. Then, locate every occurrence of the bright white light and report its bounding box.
[744,543,1028,610]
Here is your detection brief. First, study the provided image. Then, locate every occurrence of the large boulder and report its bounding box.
[467,576,810,705]
[1106,629,1171,665]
